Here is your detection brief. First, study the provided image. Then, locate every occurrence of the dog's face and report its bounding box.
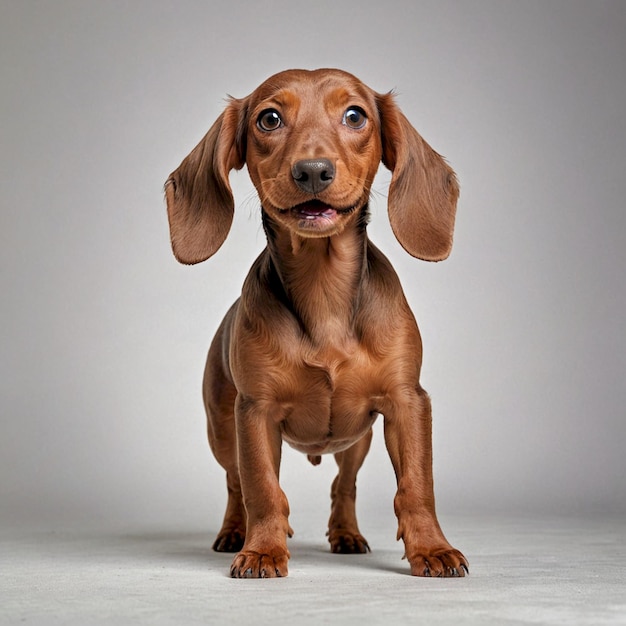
[166,68,458,265]
[243,69,383,239]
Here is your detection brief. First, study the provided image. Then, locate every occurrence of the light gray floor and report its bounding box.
[2,514,625,625]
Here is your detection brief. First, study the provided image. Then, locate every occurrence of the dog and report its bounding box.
[165,68,468,578]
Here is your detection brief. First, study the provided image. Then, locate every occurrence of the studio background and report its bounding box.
[1,0,624,539]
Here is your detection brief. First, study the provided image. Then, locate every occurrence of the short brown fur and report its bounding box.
[165,68,467,578]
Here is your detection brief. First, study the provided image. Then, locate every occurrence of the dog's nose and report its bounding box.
[291,159,335,194]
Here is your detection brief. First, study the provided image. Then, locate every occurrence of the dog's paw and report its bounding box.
[212,528,245,553]
[328,529,371,554]
[230,550,289,578]
[407,547,469,578]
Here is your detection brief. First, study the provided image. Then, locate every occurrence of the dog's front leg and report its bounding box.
[229,395,291,578]
[383,387,468,577]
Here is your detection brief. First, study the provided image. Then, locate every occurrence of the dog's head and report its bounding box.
[165,68,459,264]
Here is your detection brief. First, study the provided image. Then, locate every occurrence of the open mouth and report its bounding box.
[286,200,358,222]
[291,200,338,220]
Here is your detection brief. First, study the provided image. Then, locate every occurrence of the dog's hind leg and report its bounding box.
[203,316,246,553]
[327,427,373,554]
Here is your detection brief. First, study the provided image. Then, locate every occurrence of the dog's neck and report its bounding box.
[262,209,369,346]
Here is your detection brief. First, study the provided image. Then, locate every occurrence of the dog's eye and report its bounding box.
[257,109,283,131]
[342,107,367,129]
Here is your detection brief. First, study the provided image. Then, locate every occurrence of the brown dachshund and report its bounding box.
[165,68,468,578]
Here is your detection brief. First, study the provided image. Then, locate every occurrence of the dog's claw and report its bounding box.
[409,548,468,578]
[213,528,245,553]
[328,531,370,555]
[229,550,289,579]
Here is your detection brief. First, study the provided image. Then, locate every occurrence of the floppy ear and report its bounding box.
[164,98,247,265]
[377,93,459,261]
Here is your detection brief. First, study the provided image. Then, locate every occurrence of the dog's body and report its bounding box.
[165,68,467,578]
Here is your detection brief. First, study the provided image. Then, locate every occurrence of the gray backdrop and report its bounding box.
[1,1,624,532]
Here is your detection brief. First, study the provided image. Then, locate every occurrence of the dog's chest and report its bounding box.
[279,340,385,454]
